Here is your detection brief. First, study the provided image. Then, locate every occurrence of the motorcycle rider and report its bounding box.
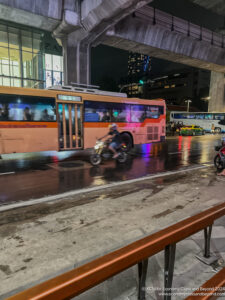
[99,123,121,158]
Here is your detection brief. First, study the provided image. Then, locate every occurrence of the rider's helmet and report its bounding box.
[109,123,117,130]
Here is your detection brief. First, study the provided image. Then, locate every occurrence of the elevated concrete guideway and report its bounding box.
[103,6,225,73]
[61,0,153,85]
[0,0,152,33]
[0,0,63,31]
[102,5,225,112]
[0,0,153,85]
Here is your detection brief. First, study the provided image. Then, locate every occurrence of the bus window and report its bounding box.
[131,105,145,122]
[196,114,204,119]
[214,114,225,120]
[204,114,213,120]
[219,119,225,125]
[174,113,186,119]
[112,103,130,122]
[0,94,56,121]
[186,114,195,119]
[0,103,9,121]
[159,106,164,115]
[145,106,162,119]
[84,101,111,122]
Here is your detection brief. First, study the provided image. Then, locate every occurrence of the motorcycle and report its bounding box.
[90,139,127,166]
[214,137,225,171]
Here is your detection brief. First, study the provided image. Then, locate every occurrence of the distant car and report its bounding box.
[180,125,205,136]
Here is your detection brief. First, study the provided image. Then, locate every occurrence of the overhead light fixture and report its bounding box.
[201,96,211,100]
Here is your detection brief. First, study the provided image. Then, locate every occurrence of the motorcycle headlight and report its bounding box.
[94,141,103,149]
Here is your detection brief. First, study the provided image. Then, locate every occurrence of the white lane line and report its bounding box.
[0,172,15,176]
[0,164,213,212]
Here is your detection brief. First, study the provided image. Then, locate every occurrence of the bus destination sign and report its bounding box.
[58,95,82,102]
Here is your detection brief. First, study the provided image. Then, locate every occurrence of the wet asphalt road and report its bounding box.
[0,135,222,205]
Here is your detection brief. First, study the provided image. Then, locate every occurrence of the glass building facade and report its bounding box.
[0,22,63,89]
[128,53,151,77]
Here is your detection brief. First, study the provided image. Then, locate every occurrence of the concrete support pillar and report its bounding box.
[208,71,225,112]
[62,39,91,86]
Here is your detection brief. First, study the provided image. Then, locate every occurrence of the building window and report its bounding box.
[0,23,63,89]
[44,54,63,88]
[0,24,45,88]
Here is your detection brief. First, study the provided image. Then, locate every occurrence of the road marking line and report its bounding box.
[0,164,213,212]
[0,172,15,176]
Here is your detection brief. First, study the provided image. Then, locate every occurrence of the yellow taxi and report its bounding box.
[179,125,205,136]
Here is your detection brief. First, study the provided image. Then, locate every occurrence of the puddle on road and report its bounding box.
[152,209,173,219]
[0,265,12,275]
[152,205,184,219]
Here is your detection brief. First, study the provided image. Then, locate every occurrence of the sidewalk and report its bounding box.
[0,166,225,299]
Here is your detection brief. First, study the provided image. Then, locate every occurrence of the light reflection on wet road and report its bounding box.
[0,135,222,205]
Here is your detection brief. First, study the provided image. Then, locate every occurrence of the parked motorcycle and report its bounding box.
[90,139,127,166]
[214,137,225,171]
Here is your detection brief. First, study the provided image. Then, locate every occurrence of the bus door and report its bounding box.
[57,103,83,150]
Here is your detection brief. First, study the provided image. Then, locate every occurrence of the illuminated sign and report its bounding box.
[58,95,82,102]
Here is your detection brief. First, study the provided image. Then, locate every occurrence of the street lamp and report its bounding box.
[185,99,192,112]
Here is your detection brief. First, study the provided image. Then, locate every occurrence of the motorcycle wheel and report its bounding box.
[214,154,224,171]
[117,152,127,163]
[90,154,102,166]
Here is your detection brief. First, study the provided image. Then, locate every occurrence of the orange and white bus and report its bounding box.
[0,85,166,156]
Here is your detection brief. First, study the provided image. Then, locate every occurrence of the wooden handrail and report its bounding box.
[7,202,225,300]
[185,267,225,300]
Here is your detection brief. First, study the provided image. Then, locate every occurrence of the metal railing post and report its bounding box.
[171,16,174,31]
[187,21,190,36]
[204,225,213,258]
[164,244,176,300]
[138,259,148,300]
[200,26,202,41]
[153,7,156,25]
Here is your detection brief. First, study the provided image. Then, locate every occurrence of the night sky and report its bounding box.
[91,45,129,86]
[91,0,224,89]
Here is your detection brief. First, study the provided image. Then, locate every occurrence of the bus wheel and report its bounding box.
[121,133,133,151]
